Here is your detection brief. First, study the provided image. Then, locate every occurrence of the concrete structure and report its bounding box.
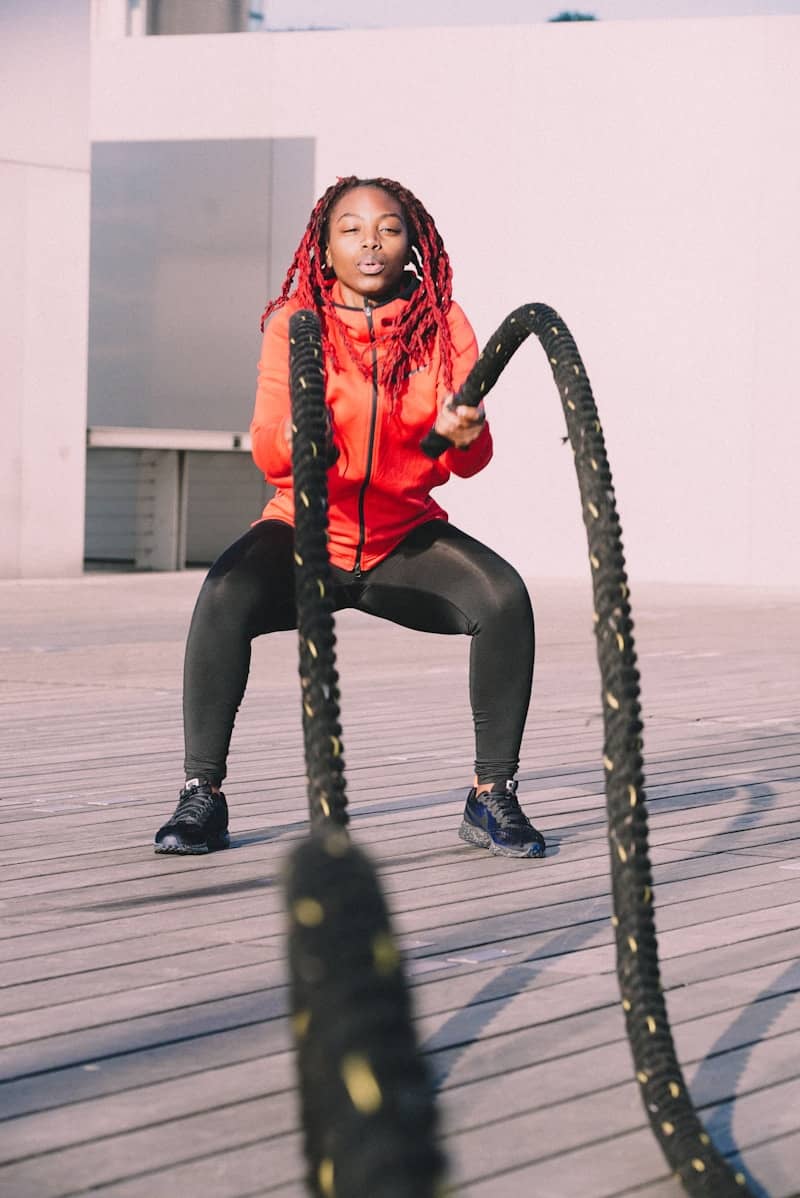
[5,11,799,585]
[88,15,800,588]
[0,0,90,577]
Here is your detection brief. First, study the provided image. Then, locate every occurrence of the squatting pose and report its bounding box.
[154,175,545,861]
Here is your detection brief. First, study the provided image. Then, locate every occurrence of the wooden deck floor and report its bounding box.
[0,571,798,1197]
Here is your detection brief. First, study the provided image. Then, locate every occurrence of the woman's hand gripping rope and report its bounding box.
[432,392,486,450]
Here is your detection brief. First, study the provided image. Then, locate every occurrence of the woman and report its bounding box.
[154,176,545,860]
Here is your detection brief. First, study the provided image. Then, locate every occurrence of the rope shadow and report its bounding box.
[692,959,800,1198]
[672,775,797,1197]
[422,773,789,1117]
[421,919,606,1088]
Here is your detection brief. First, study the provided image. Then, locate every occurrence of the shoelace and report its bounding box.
[484,789,530,829]
[176,787,218,823]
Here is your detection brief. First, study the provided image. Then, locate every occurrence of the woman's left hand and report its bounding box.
[433,393,487,450]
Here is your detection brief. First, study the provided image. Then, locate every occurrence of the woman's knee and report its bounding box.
[498,559,532,612]
[188,570,253,646]
[434,525,533,633]
[476,559,533,635]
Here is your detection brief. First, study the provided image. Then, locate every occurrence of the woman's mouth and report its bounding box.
[358,258,385,275]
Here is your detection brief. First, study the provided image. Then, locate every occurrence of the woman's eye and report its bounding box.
[380,226,402,235]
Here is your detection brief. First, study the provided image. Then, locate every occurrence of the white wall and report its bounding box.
[91,16,800,586]
[0,0,90,578]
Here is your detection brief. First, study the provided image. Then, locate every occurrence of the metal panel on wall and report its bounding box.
[84,449,138,562]
[147,0,251,35]
[86,136,314,565]
[85,449,274,566]
[88,137,314,432]
[184,451,272,565]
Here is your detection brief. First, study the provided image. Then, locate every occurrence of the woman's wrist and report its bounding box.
[434,397,486,446]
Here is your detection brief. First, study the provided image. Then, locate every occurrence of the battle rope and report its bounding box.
[284,303,753,1196]
[421,303,752,1196]
[288,310,348,831]
[285,310,446,1198]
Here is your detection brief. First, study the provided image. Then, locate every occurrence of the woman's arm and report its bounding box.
[437,302,493,478]
[250,306,294,486]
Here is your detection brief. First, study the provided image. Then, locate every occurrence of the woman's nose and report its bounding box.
[362,231,379,248]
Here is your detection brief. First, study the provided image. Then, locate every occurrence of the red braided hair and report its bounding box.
[260,176,456,397]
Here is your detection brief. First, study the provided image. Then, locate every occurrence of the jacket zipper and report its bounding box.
[353,303,379,577]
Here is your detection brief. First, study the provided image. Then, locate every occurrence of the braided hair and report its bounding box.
[260,176,456,397]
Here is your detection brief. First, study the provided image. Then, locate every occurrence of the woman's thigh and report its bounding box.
[198,519,299,637]
[354,520,532,636]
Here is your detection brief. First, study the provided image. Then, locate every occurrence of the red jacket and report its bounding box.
[251,279,492,572]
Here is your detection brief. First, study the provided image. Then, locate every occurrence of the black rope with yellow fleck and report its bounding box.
[285,309,446,1198]
[289,309,348,830]
[422,303,752,1196]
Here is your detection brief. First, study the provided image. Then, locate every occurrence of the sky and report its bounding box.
[260,0,800,29]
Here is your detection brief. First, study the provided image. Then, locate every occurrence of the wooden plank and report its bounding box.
[618,1131,800,1197]
[1,855,794,988]
[455,1079,800,1197]
[0,1103,302,1198]
[0,573,797,1197]
[4,963,796,1163]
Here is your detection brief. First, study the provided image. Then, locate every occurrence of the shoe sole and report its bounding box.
[458,820,545,859]
[154,832,230,855]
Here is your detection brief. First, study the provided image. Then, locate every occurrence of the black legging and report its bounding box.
[183,519,534,788]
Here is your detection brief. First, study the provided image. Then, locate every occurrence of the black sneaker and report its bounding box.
[458,780,545,859]
[154,779,230,855]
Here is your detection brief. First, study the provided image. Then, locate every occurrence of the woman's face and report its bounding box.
[325,186,410,307]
